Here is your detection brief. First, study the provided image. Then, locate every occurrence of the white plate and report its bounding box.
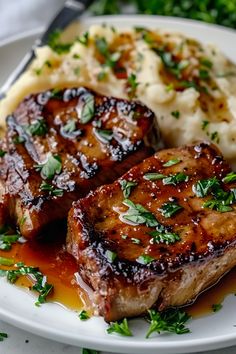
[1,15,236,354]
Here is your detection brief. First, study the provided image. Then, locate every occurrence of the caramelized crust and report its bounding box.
[67,142,236,321]
[0,87,159,238]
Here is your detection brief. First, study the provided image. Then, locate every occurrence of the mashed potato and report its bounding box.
[1,24,236,164]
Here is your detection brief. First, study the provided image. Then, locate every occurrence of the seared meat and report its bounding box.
[67,142,236,322]
[0,87,159,238]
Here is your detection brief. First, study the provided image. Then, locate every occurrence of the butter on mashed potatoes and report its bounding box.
[1,24,236,164]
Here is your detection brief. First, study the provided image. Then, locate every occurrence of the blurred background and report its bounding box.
[0,0,236,42]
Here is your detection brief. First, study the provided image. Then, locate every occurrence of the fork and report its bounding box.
[0,0,94,100]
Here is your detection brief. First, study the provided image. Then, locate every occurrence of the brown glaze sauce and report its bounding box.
[1,234,236,318]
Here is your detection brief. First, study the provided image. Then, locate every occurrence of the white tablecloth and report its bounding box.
[1,1,236,353]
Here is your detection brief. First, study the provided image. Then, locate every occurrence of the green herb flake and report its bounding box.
[105,250,117,263]
[62,120,76,134]
[146,308,191,338]
[200,58,213,69]
[97,71,107,81]
[35,154,62,180]
[77,31,89,46]
[119,179,137,198]
[0,149,6,157]
[202,120,209,131]
[40,181,63,197]
[212,303,222,312]
[211,131,220,143]
[0,257,15,266]
[149,230,181,245]
[199,69,210,80]
[95,37,121,68]
[80,93,95,124]
[73,53,80,59]
[136,254,154,265]
[127,73,139,98]
[222,172,236,184]
[131,238,141,245]
[0,229,20,250]
[193,177,219,197]
[107,318,132,336]
[163,158,180,167]
[26,119,47,136]
[159,202,183,218]
[13,135,25,144]
[143,173,165,181]
[78,310,90,321]
[171,111,180,119]
[0,332,8,341]
[162,173,189,186]
[82,349,99,354]
[48,30,72,54]
[94,128,113,142]
[122,199,158,227]
[121,234,128,239]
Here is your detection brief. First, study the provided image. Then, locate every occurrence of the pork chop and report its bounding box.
[0,87,159,238]
[67,142,236,322]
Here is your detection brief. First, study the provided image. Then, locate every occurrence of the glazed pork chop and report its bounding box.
[0,87,159,238]
[67,142,236,322]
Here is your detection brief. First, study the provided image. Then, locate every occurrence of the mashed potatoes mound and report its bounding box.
[1,24,236,164]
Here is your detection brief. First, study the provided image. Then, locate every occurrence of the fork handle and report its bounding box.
[0,0,92,100]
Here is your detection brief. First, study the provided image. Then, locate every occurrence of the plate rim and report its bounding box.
[1,14,236,354]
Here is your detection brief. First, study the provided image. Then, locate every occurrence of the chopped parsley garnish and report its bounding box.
[119,179,137,198]
[194,177,236,212]
[3,262,53,306]
[193,177,220,197]
[199,69,210,80]
[107,318,132,336]
[202,120,209,130]
[77,31,89,46]
[0,149,6,157]
[154,49,187,79]
[105,250,117,263]
[127,73,139,98]
[48,30,72,54]
[0,332,8,341]
[200,57,213,68]
[146,308,191,338]
[222,172,236,184]
[131,237,141,245]
[0,226,20,251]
[26,119,47,136]
[136,254,154,264]
[95,37,121,68]
[72,53,80,59]
[35,154,62,180]
[78,310,90,321]
[162,173,189,186]
[80,93,95,124]
[121,234,128,239]
[0,256,15,266]
[211,131,220,143]
[40,181,63,197]
[94,128,113,142]
[62,120,76,134]
[13,135,25,144]
[159,202,183,218]
[82,349,99,354]
[149,230,181,245]
[212,303,222,312]
[143,173,165,181]
[122,199,158,227]
[171,111,180,119]
[163,158,180,167]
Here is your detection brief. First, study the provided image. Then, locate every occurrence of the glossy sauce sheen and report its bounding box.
[1,236,236,316]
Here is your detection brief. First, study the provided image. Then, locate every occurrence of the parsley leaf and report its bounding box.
[26,119,47,136]
[122,199,158,227]
[0,226,20,251]
[212,303,222,312]
[77,31,89,46]
[105,250,117,263]
[146,308,191,338]
[162,173,189,186]
[94,128,113,142]
[35,154,62,180]
[95,37,121,68]
[0,149,6,157]
[159,202,183,218]
[149,230,181,245]
[48,30,72,54]
[40,181,63,197]
[0,332,8,341]
[127,73,139,98]
[107,318,132,336]
[62,120,76,134]
[136,254,154,264]
[80,93,95,124]
[78,310,90,321]
[119,179,137,198]
[193,177,220,197]
[171,111,180,119]
[163,158,180,167]
[222,172,236,184]
[144,173,165,181]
